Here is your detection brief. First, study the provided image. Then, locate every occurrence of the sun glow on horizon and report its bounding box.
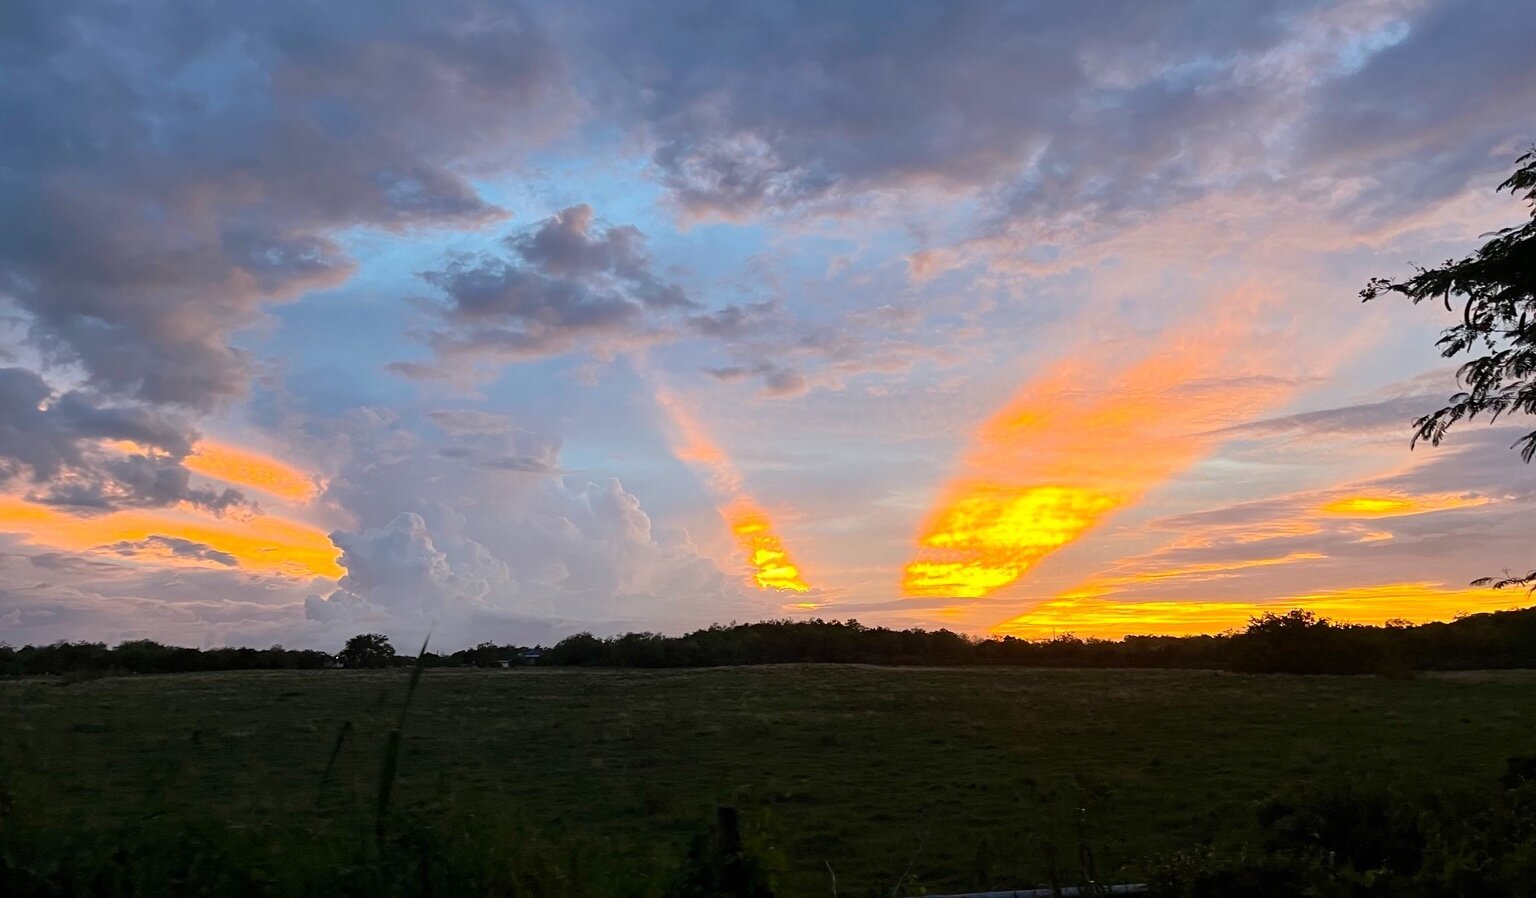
[992,581,1528,640]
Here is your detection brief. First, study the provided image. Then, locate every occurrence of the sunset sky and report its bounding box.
[2,0,1534,650]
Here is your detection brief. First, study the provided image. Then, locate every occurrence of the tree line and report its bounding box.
[535,608,1536,674]
[8,605,1536,677]
[0,636,521,677]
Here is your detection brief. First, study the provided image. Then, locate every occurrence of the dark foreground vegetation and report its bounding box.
[8,665,1536,895]
[10,604,1536,679]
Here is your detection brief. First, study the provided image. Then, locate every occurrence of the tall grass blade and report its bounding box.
[316,720,352,808]
[376,634,430,845]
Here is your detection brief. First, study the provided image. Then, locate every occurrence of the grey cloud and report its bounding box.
[34,454,246,514]
[511,205,691,308]
[686,300,786,339]
[1299,0,1536,222]
[761,366,810,397]
[27,553,124,575]
[0,0,572,410]
[704,366,753,383]
[697,308,958,397]
[573,0,1322,219]
[704,361,808,397]
[103,536,240,567]
[1371,425,1536,501]
[1215,395,1439,439]
[565,0,1531,238]
[481,452,560,473]
[0,367,246,513]
[428,409,562,472]
[404,205,701,370]
[427,409,516,435]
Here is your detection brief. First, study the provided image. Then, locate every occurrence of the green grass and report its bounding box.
[6,666,1536,895]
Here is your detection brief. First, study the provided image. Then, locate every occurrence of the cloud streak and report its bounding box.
[904,296,1300,598]
[653,385,812,593]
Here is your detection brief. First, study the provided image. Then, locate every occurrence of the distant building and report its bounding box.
[495,649,541,667]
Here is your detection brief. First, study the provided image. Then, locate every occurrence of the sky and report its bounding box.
[2,0,1534,651]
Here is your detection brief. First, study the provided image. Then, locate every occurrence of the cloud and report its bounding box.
[903,295,1302,599]
[704,361,809,398]
[290,405,767,643]
[579,1,1283,217]
[0,494,341,579]
[1216,395,1442,439]
[401,205,702,373]
[426,410,562,472]
[0,367,246,513]
[183,442,322,503]
[692,301,961,398]
[0,0,572,410]
[985,419,1536,636]
[993,582,1530,640]
[686,300,787,339]
[1297,0,1536,223]
[427,409,519,436]
[103,536,240,567]
[306,511,501,621]
[552,0,1535,306]
[651,384,814,592]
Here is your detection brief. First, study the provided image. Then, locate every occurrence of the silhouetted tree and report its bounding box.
[338,633,397,669]
[1363,149,1536,591]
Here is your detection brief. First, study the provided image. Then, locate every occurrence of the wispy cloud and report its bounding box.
[652,384,812,593]
[904,292,1301,598]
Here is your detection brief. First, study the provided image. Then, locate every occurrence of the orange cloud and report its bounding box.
[1060,551,1329,599]
[0,496,341,579]
[992,581,1527,640]
[905,484,1120,597]
[904,318,1296,598]
[653,387,811,592]
[1320,493,1491,518]
[184,441,321,503]
[727,503,811,592]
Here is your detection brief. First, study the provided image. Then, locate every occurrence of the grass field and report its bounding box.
[6,665,1536,895]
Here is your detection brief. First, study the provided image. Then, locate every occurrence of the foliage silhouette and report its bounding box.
[1363,148,1536,593]
[339,633,398,669]
[13,607,1536,678]
[1152,759,1536,896]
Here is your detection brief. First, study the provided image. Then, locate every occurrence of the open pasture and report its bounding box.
[6,666,1535,894]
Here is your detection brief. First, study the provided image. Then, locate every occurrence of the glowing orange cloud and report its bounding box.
[0,496,342,579]
[1320,493,1490,518]
[904,331,1295,598]
[728,503,811,592]
[183,442,321,503]
[653,387,811,592]
[906,484,1120,597]
[1058,551,1329,599]
[993,582,1527,640]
